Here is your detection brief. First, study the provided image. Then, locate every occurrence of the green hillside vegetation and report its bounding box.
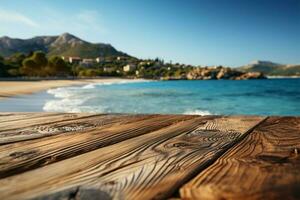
[1,34,299,78]
[268,65,300,76]
[0,33,129,59]
[0,51,194,79]
[1,50,264,80]
[0,52,71,77]
[48,43,128,58]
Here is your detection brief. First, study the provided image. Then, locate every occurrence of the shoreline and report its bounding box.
[0,78,135,100]
[1,76,299,100]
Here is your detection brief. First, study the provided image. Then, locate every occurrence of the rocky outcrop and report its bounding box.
[234,72,266,80]
[186,66,266,80]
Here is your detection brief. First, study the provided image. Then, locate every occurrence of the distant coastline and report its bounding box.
[2,33,299,81]
[267,75,300,79]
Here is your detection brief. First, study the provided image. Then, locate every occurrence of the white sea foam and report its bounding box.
[43,93,91,112]
[47,87,79,98]
[45,86,90,112]
[44,79,153,113]
[183,109,213,115]
[81,79,153,88]
[82,84,96,89]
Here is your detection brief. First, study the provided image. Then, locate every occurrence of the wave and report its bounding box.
[81,84,96,89]
[81,79,153,89]
[45,86,91,112]
[44,79,153,113]
[47,87,80,98]
[43,88,93,112]
[183,109,213,115]
[47,79,153,97]
[43,96,110,113]
[43,99,87,113]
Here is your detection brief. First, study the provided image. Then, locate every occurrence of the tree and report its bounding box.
[85,69,98,77]
[32,51,47,68]
[47,56,70,76]
[7,68,20,76]
[8,53,26,65]
[78,69,98,77]
[21,58,37,76]
[27,51,34,58]
[0,61,8,77]
[20,51,49,76]
[0,55,22,77]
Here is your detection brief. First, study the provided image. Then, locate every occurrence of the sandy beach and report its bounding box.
[0,78,130,99]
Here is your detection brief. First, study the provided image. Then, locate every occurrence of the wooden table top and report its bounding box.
[0,113,299,200]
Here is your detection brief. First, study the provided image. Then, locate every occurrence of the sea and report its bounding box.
[0,78,300,116]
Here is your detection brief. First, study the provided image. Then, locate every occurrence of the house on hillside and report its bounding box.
[96,57,104,63]
[123,64,136,72]
[117,56,127,61]
[68,57,82,64]
[80,58,95,67]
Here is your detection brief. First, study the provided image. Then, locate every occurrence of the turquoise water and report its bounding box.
[0,79,300,115]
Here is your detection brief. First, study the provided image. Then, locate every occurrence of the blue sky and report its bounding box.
[0,0,299,66]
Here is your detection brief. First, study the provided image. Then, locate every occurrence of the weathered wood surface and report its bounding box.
[180,117,300,200]
[0,115,264,200]
[0,113,298,200]
[0,114,194,178]
[0,113,166,144]
[0,113,119,144]
[0,113,92,131]
[0,116,207,200]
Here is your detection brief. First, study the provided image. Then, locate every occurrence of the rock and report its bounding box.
[234,72,266,80]
[186,66,266,80]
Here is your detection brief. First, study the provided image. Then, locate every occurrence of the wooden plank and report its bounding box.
[0,112,33,122]
[0,116,264,200]
[0,112,63,123]
[0,114,194,178]
[180,117,300,200]
[0,113,94,131]
[0,114,142,144]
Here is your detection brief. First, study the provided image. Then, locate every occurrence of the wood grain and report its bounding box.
[0,112,63,123]
[0,115,264,200]
[0,112,45,123]
[180,117,300,200]
[0,114,194,178]
[0,113,93,131]
[0,114,139,144]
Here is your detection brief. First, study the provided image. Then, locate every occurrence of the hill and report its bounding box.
[237,60,300,76]
[0,33,130,58]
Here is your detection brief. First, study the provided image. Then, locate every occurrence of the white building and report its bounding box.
[96,57,103,63]
[123,64,136,72]
[80,59,95,67]
[68,57,82,64]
